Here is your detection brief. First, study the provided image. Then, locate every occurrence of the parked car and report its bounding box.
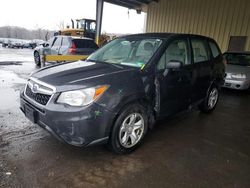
[7,42,14,48]
[13,42,24,49]
[33,36,99,66]
[223,52,250,90]
[2,42,8,47]
[20,33,225,154]
[7,41,23,49]
[23,42,37,49]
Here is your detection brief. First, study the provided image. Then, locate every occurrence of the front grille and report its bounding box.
[25,84,51,105]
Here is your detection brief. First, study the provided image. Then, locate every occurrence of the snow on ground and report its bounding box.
[0,46,34,62]
[0,45,36,112]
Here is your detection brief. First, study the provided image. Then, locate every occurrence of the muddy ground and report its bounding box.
[0,46,250,188]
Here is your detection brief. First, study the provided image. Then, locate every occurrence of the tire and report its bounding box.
[34,51,41,66]
[108,104,148,154]
[199,85,219,113]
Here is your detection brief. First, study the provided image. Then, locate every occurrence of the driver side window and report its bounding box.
[157,39,189,70]
[47,37,56,47]
[52,37,62,47]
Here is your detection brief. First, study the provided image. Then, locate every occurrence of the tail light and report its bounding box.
[68,42,76,54]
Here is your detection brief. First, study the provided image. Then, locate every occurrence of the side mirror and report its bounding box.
[166,60,182,70]
[43,43,49,47]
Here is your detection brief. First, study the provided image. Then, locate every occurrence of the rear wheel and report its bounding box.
[34,51,41,66]
[108,104,148,154]
[199,85,219,113]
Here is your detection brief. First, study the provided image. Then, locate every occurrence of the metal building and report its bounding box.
[146,0,250,52]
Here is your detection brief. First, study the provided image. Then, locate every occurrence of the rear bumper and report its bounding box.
[223,79,250,90]
[20,92,115,147]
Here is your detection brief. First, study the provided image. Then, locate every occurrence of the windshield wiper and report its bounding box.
[86,59,124,69]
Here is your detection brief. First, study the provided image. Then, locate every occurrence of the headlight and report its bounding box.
[231,73,246,80]
[57,85,108,107]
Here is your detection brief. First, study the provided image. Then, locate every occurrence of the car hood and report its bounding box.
[226,64,250,75]
[34,45,44,51]
[31,60,133,92]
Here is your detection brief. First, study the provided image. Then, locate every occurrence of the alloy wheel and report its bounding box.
[208,88,218,109]
[119,113,145,148]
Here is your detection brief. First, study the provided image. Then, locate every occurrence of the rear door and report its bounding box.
[156,37,193,117]
[59,37,70,55]
[50,37,62,55]
[190,37,213,103]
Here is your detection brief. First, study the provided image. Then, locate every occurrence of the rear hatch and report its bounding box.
[69,39,99,55]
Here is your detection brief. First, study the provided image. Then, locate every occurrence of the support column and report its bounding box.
[96,0,104,45]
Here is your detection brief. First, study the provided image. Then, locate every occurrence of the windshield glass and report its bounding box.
[225,53,250,66]
[87,38,162,68]
[78,20,85,29]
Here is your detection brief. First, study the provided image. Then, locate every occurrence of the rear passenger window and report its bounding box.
[62,38,69,47]
[191,39,209,63]
[209,41,221,58]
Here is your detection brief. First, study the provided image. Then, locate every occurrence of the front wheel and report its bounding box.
[108,104,148,154]
[199,85,219,113]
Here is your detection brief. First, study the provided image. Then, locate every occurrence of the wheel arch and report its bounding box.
[106,95,154,138]
[34,50,39,55]
[208,78,222,92]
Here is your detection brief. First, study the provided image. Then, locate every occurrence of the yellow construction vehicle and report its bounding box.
[55,18,111,46]
[64,19,96,38]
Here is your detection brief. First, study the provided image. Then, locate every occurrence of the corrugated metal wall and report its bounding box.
[146,0,250,52]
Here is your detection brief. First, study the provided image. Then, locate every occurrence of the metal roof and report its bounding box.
[104,0,157,9]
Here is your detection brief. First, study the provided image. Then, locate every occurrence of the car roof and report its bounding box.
[120,33,215,41]
[71,36,94,40]
[223,51,250,55]
[56,35,93,41]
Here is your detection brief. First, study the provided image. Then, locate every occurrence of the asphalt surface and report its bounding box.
[0,46,250,188]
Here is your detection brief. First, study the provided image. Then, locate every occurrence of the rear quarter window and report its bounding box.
[73,39,98,49]
[209,41,221,58]
[191,39,209,63]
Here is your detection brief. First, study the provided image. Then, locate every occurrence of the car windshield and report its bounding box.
[87,38,162,68]
[225,53,250,66]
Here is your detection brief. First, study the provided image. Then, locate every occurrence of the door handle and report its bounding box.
[178,77,183,82]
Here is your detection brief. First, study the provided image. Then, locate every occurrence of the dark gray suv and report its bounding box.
[34,36,99,66]
[20,33,225,154]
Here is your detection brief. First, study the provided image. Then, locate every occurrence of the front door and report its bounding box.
[50,37,62,55]
[155,38,193,117]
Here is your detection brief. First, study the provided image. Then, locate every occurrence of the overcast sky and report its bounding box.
[0,0,146,34]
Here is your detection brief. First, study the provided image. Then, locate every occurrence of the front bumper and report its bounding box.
[20,92,115,147]
[223,79,250,90]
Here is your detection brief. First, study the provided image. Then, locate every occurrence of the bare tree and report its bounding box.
[56,20,65,30]
[6,26,11,38]
[0,26,54,40]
